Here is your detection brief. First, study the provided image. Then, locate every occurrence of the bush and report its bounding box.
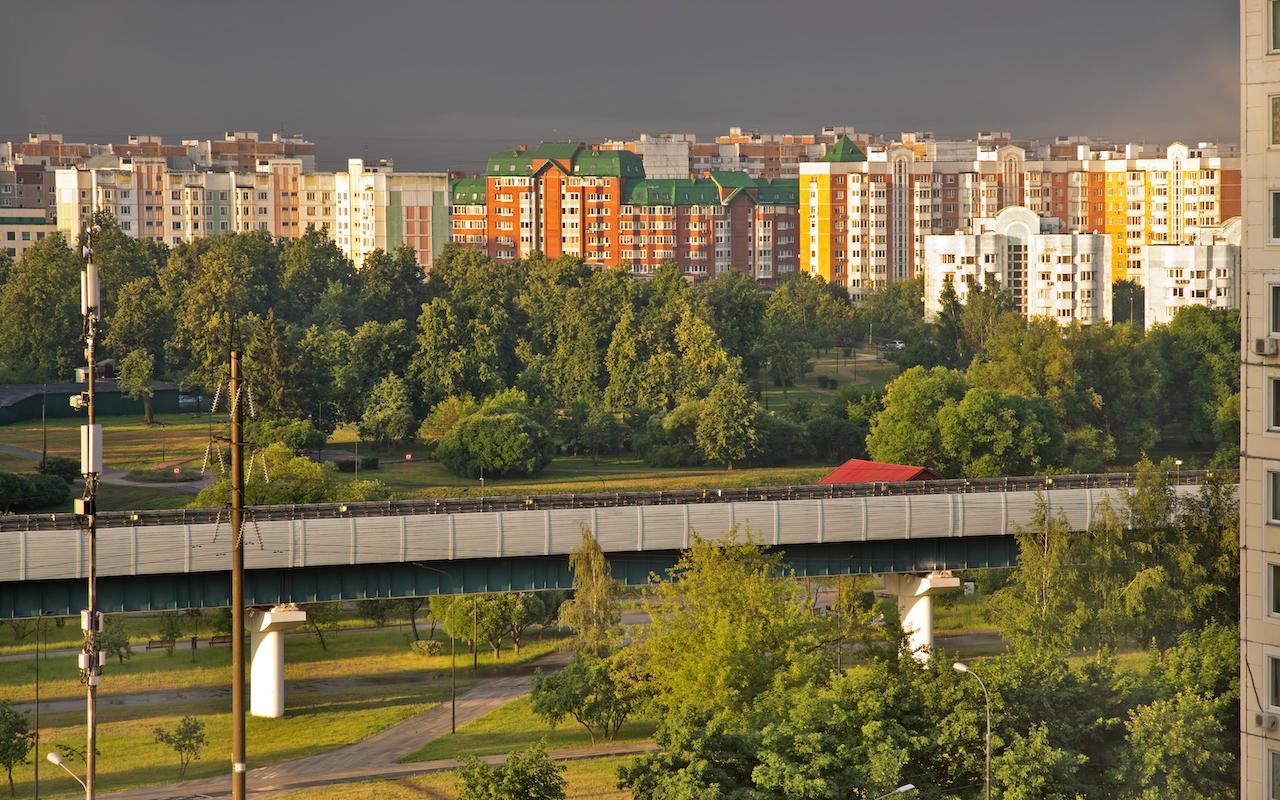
[752,413,811,465]
[359,456,380,471]
[643,443,702,468]
[0,471,69,512]
[411,639,444,657]
[336,460,356,473]
[335,457,378,473]
[437,411,553,478]
[38,456,80,484]
[247,419,327,453]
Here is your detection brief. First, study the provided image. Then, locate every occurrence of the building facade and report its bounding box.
[1141,218,1240,328]
[0,207,57,261]
[449,142,798,282]
[1240,1,1280,796]
[801,135,1241,298]
[922,206,1111,326]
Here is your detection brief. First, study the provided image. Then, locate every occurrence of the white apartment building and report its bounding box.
[55,159,148,244]
[1240,2,1280,796]
[162,169,277,245]
[1141,218,1240,328]
[923,206,1111,326]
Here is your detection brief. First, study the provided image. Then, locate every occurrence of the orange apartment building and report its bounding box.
[450,142,800,283]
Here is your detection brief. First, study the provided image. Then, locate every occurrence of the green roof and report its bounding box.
[487,143,645,178]
[574,149,644,177]
[623,178,722,206]
[527,142,583,162]
[756,178,799,205]
[820,136,867,163]
[486,148,534,175]
[450,178,487,206]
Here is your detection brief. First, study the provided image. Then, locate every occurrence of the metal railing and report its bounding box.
[0,469,1232,533]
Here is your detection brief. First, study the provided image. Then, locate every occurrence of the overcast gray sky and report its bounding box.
[2,0,1238,173]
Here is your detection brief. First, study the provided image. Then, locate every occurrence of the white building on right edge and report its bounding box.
[1141,217,1241,328]
[923,206,1111,326]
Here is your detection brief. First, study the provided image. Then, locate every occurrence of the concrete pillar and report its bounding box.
[249,604,307,718]
[879,571,960,663]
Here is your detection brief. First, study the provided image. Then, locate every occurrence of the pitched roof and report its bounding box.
[450,178,487,206]
[573,149,645,178]
[820,136,867,163]
[755,178,799,205]
[486,148,534,176]
[623,178,724,206]
[817,459,939,485]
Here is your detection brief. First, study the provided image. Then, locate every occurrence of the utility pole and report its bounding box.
[74,229,103,800]
[230,350,247,800]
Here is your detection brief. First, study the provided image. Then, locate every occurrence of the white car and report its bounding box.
[885,339,907,351]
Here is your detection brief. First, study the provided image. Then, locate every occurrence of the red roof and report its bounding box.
[818,459,939,485]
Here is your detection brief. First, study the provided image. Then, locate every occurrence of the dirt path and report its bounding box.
[0,442,212,493]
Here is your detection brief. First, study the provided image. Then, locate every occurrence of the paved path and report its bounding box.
[102,651,575,800]
[0,442,211,494]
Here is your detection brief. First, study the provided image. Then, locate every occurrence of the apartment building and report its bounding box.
[0,208,57,261]
[602,127,864,180]
[55,155,184,244]
[4,131,316,172]
[0,164,56,221]
[801,135,1241,297]
[922,206,1111,326]
[450,142,799,282]
[184,131,316,173]
[1239,1,1280,796]
[302,159,450,271]
[1141,218,1240,328]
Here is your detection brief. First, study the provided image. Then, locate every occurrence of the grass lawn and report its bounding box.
[276,755,635,800]
[933,593,996,634]
[402,694,656,763]
[760,347,899,411]
[0,412,224,473]
[0,624,567,703]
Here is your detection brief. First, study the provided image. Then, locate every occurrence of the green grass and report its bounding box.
[0,412,224,473]
[760,347,899,411]
[402,695,656,763]
[276,755,636,799]
[934,593,995,634]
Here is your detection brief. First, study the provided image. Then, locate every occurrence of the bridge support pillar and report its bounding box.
[249,604,307,718]
[879,571,960,663]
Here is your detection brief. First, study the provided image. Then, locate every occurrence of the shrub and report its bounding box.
[335,460,356,473]
[643,443,702,468]
[38,456,80,484]
[246,419,327,453]
[0,471,69,512]
[359,456,380,471]
[410,639,444,657]
[437,411,553,478]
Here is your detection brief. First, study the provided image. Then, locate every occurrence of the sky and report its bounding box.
[2,0,1239,173]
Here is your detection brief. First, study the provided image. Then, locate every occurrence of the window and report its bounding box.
[1271,751,1280,799]
[1272,285,1280,334]
[1272,564,1280,617]
[1273,0,1280,52]
[1271,378,1280,431]
[1271,471,1280,524]
[1274,97,1280,147]
[1272,654,1280,708]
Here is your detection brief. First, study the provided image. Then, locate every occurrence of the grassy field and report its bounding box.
[402,694,656,763]
[760,347,899,411]
[276,755,635,800]
[0,412,222,473]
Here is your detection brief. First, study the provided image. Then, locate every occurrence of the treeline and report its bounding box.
[0,219,1239,482]
[533,463,1240,798]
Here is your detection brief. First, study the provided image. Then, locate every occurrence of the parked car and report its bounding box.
[882,339,907,351]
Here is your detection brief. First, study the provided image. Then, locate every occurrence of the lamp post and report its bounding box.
[1174,458,1183,484]
[46,753,86,792]
[409,563,457,734]
[953,662,991,800]
[871,785,916,800]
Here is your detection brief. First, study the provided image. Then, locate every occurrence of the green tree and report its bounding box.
[117,349,156,424]
[456,742,566,800]
[152,716,207,778]
[674,306,732,402]
[866,366,967,474]
[937,387,1064,477]
[505,593,546,656]
[156,611,183,656]
[279,227,357,325]
[581,406,621,463]
[990,722,1087,800]
[105,277,170,371]
[437,411,552,478]
[242,310,303,421]
[99,615,132,666]
[695,371,759,469]
[419,396,479,451]
[531,654,646,744]
[0,700,32,798]
[355,599,396,628]
[302,602,343,651]
[990,498,1082,654]
[697,270,766,365]
[359,373,416,447]
[558,528,621,657]
[1122,692,1233,799]
[0,234,82,379]
[1113,278,1144,327]
[358,245,427,326]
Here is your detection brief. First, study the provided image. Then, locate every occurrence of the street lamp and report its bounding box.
[953,662,991,800]
[1174,458,1183,483]
[409,563,457,734]
[872,784,915,800]
[46,752,86,791]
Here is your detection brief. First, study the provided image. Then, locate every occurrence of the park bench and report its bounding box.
[208,635,233,647]
[145,639,174,652]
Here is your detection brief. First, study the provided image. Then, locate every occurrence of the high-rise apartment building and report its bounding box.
[0,208,57,261]
[1240,2,1280,796]
[922,206,1111,326]
[802,136,1241,298]
[450,142,799,282]
[1141,219,1240,328]
[4,131,316,172]
[302,159,450,271]
[602,127,865,180]
[0,164,56,221]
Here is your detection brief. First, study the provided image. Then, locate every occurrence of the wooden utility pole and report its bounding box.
[230,350,247,799]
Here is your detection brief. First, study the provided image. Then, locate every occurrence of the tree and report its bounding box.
[674,306,732,401]
[698,270,767,365]
[401,598,428,641]
[156,611,183,656]
[558,528,621,657]
[1122,692,1234,799]
[358,245,428,326]
[243,310,303,421]
[937,387,1064,477]
[581,405,621,463]
[437,411,552,479]
[99,615,132,666]
[1113,278,1145,327]
[117,349,156,424]
[303,602,343,651]
[152,716,207,778]
[0,234,82,379]
[695,371,759,469]
[531,654,646,744]
[0,700,32,798]
[505,593,546,656]
[279,228,357,325]
[356,599,396,628]
[989,498,1083,654]
[456,742,566,800]
[358,373,416,447]
[866,366,967,475]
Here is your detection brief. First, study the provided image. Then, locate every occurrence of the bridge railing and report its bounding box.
[0,469,1233,533]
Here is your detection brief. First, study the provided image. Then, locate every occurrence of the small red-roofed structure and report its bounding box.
[818,458,939,485]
